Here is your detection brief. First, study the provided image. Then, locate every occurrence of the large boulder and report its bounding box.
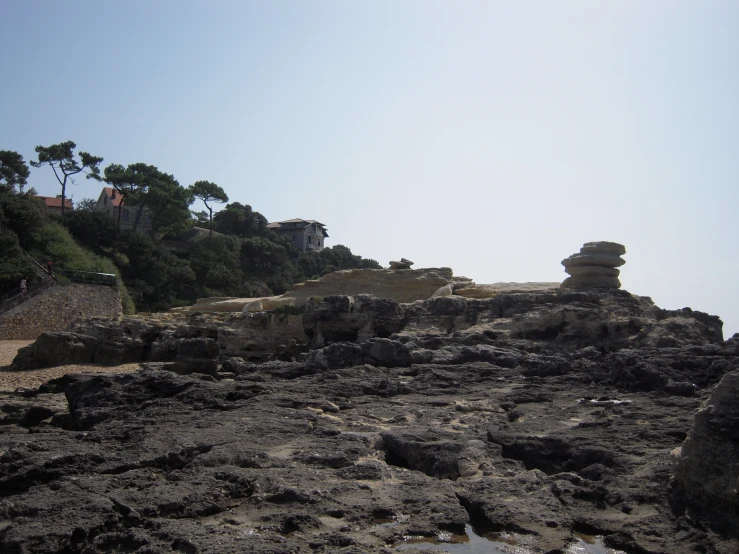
[10,332,100,369]
[304,338,411,369]
[362,338,412,367]
[673,370,739,534]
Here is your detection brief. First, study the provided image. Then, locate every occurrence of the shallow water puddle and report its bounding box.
[566,533,626,554]
[374,517,400,528]
[374,513,410,528]
[395,526,627,553]
[396,524,520,552]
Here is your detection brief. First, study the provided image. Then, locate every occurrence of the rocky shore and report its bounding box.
[1,288,738,553]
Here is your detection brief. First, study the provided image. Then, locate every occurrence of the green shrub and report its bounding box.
[272,303,308,316]
[119,284,136,315]
[0,230,35,292]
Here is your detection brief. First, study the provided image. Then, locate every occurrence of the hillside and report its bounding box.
[0,188,135,312]
[0,182,379,313]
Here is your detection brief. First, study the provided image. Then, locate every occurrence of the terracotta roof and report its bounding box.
[35,196,74,209]
[102,187,124,207]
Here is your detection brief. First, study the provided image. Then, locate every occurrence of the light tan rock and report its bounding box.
[242,300,263,312]
[454,282,560,299]
[451,278,474,290]
[183,268,454,312]
[432,284,454,297]
[453,285,500,299]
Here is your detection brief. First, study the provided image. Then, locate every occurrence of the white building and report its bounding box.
[267,219,328,251]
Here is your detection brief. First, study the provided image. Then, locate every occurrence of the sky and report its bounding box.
[2,1,738,336]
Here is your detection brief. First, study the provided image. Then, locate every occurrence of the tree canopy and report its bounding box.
[0,150,30,193]
[213,202,268,238]
[145,171,192,237]
[103,163,148,228]
[188,180,228,238]
[31,141,103,217]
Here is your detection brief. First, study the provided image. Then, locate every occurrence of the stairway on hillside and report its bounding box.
[1,249,119,318]
[0,279,57,317]
[0,250,58,316]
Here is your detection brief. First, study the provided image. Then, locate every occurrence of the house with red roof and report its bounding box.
[34,195,74,214]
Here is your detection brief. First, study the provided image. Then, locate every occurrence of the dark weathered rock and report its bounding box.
[305,341,364,369]
[673,370,739,535]
[10,332,101,369]
[2,289,738,553]
[151,336,220,375]
[362,338,412,367]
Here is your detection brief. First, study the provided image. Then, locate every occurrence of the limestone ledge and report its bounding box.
[179,267,454,313]
[175,267,560,314]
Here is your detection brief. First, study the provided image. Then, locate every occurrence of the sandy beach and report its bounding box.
[0,339,141,392]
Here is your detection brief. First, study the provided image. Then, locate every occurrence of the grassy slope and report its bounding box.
[28,221,136,314]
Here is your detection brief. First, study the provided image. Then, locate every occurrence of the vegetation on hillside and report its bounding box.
[0,146,380,313]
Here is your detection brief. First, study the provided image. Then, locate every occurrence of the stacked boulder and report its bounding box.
[560,241,625,291]
[389,258,414,270]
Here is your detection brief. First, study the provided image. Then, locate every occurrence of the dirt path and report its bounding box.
[0,340,141,392]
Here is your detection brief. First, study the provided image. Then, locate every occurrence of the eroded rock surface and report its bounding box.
[1,290,738,553]
[673,368,739,535]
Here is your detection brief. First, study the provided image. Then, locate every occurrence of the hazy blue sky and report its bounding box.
[2,1,738,336]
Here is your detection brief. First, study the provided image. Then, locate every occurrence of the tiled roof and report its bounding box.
[35,196,74,209]
[102,187,124,207]
[267,218,326,228]
[267,219,329,238]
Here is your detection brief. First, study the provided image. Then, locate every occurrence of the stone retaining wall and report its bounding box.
[0,283,122,340]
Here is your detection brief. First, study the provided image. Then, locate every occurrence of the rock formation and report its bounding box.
[673,366,739,535]
[2,285,738,553]
[388,257,414,270]
[561,241,626,291]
